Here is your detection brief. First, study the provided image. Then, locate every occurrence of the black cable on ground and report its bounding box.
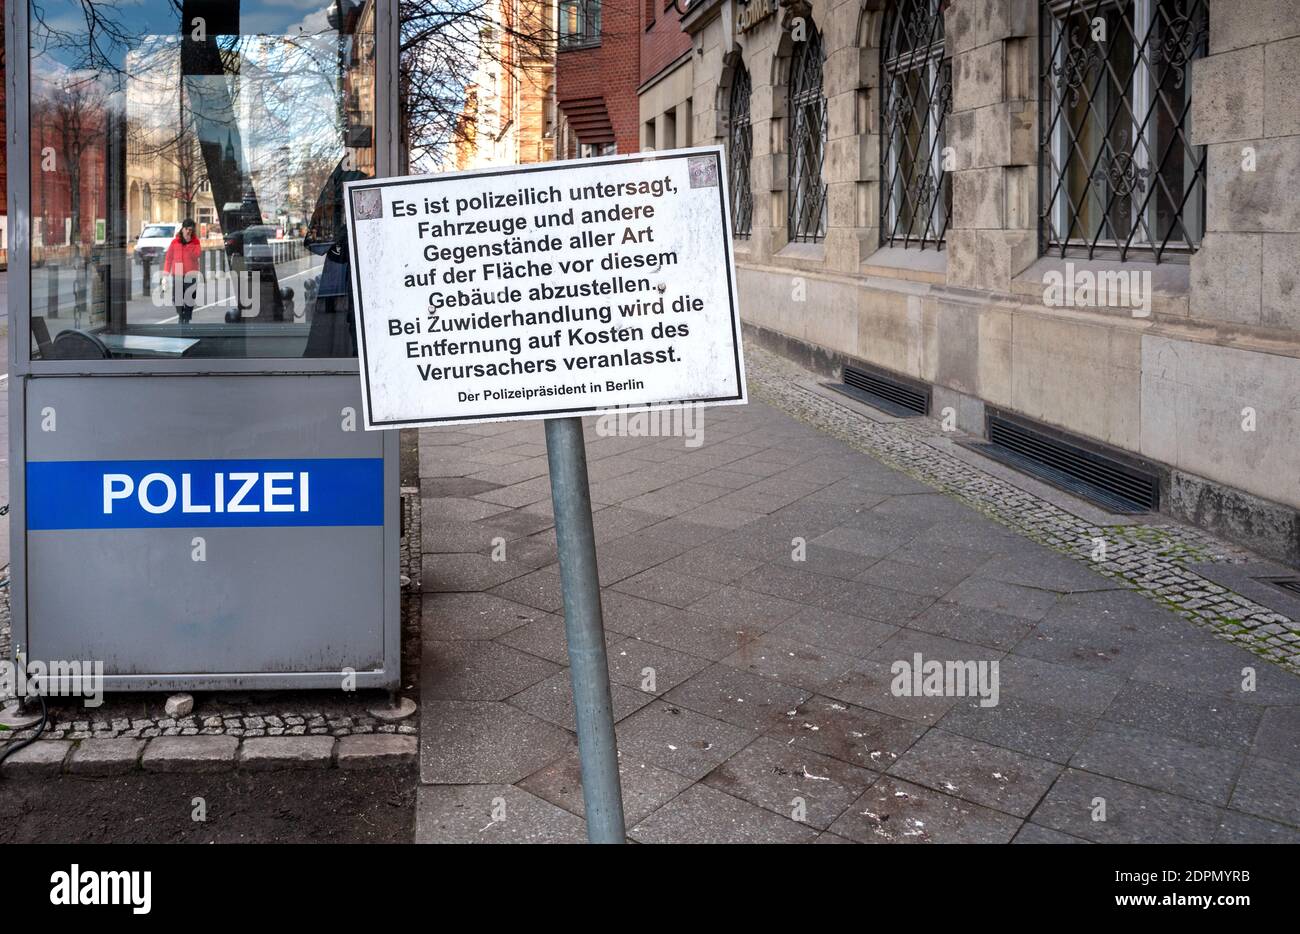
[0,693,49,770]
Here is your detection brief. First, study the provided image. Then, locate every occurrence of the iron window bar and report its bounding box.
[1039,0,1207,263]
[880,0,952,250]
[788,22,828,243]
[728,62,754,239]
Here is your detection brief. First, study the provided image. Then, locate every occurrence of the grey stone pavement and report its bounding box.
[415,345,1300,844]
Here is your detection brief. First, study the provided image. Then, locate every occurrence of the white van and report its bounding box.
[134,223,180,266]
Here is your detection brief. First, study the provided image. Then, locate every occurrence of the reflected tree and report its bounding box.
[400,0,557,170]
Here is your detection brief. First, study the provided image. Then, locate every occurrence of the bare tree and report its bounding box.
[30,0,564,203]
[400,0,557,171]
[34,74,111,261]
[31,0,140,79]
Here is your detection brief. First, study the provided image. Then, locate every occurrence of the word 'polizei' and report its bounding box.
[102,471,311,515]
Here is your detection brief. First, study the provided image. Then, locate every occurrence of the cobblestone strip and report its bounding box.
[746,345,1300,672]
[8,712,419,743]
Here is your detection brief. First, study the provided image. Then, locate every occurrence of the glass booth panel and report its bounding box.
[27,0,376,360]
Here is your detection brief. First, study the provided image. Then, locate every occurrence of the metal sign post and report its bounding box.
[544,417,626,843]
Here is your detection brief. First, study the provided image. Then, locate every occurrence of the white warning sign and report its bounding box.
[344,147,746,428]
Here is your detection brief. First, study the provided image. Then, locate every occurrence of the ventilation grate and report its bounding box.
[1263,577,1300,597]
[968,415,1160,514]
[829,364,929,417]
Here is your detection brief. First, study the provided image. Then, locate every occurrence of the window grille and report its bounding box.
[1040,0,1208,261]
[880,0,952,249]
[728,63,754,238]
[787,24,828,243]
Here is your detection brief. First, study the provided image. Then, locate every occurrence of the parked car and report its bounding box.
[134,223,179,266]
[224,225,278,267]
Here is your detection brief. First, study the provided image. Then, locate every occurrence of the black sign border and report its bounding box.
[346,149,745,428]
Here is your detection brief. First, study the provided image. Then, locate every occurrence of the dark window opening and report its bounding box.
[559,0,603,50]
[728,62,754,238]
[787,23,827,243]
[1040,0,1208,262]
[880,0,951,249]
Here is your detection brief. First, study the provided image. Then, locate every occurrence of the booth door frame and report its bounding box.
[5,0,404,690]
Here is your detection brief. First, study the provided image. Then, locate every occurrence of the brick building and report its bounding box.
[449,0,556,169]
[679,0,1300,565]
[555,0,643,156]
[28,80,110,264]
[640,0,695,151]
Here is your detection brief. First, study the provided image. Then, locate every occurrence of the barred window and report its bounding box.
[1041,0,1207,262]
[881,0,952,249]
[559,0,602,50]
[787,24,828,243]
[728,63,754,238]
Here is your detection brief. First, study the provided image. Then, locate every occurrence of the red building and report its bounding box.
[554,0,641,157]
[637,0,693,152]
[0,0,112,265]
[27,89,110,263]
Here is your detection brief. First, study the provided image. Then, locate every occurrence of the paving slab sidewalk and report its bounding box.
[415,348,1300,844]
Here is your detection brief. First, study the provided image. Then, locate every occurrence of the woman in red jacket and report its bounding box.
[163,218,202,324]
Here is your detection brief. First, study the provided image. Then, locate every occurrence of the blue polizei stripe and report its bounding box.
[27,458,384,530]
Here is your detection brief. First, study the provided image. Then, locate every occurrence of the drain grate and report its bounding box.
[966,414,1160,514]
[828,364,929,417]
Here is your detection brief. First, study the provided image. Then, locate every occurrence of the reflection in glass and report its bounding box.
[28,0,376,359]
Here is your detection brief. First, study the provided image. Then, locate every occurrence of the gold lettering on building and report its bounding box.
[737,0,776,34]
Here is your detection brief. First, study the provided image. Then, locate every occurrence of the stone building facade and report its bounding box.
[678,0,1300,565]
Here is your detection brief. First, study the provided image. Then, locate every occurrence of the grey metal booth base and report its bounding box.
[10,373,402,692]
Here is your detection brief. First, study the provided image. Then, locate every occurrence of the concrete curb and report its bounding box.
[68,738,146,775]
[336,733,419,770]
[0,733,416,779]
[239,735,335,771]
[142,735,240,773]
